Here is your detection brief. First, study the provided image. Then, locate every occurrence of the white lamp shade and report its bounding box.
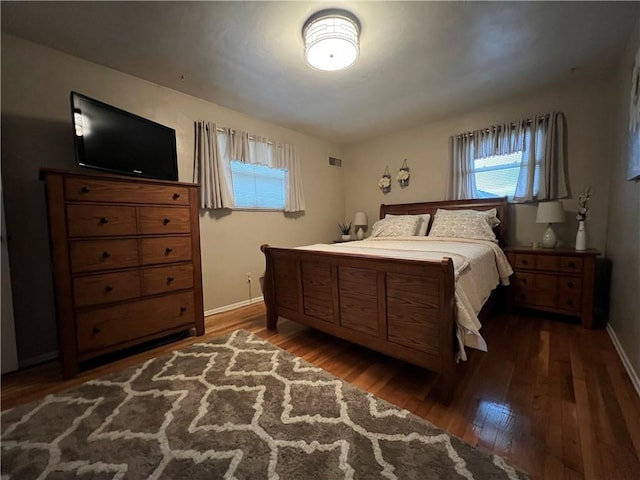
[536,201,565,224]
[303,10,360,71]
[353,211,368,226]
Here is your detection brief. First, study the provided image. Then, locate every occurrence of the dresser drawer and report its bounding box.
[137,207,191,235]
[74,270,141,307]
[142,264,194,296]
[70,239,139,273]
[76,292,195,354]
[140,236,192,265]
[67,204,137,237]
[65,177,190,205]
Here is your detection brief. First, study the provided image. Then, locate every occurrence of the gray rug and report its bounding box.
[1,330,528,479]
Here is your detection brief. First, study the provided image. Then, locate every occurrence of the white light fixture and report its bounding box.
[302,9,360,71]
[354,211,368,240]
[536,201,565,248]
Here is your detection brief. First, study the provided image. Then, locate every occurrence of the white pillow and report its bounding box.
[371,216,421,238]
[385,213,431,236]
[428,208,499,243]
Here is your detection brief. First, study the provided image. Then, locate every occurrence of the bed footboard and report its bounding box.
[260,244,457,403]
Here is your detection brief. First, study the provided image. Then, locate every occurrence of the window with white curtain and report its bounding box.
[230,161,286,209]
[447,112,567,203]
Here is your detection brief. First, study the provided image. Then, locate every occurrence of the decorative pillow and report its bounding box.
[385,213,431,236]
[428,208,499,243]
[371,216,421,238]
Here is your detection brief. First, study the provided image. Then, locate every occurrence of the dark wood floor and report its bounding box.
[2,304,639,480]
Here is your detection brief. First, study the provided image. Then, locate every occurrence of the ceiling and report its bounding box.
[2,1,639,145]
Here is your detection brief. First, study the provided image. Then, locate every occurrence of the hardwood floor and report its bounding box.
[2,303,639,479]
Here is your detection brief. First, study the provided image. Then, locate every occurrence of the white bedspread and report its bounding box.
[297,237,513,361]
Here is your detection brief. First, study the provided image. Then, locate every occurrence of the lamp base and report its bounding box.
[542,224,558,248]
[356,227,364,240]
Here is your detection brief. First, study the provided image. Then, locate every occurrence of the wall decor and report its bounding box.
[378,166,391,193]
[397,158,410,187]
[629,45,640,180]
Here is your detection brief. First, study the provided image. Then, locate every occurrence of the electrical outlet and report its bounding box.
[246,272,252,283]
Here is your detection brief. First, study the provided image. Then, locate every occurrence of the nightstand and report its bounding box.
[504,247,600,328]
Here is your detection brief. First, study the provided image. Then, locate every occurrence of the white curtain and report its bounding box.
[446,134,478,200]
[274,142,306,212]
[448,112,568,202]
[193,123,305,212]
[193,121,234,209]
[513,112,568,202]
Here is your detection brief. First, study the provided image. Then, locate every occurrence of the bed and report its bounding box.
[260,198,511,404]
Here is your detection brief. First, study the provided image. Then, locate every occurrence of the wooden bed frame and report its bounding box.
[260,197,508,404]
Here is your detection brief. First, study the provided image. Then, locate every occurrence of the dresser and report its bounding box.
[504,247,600,328]
[41,169,204,378]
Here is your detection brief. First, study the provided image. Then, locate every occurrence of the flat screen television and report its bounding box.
[70,92,178,181]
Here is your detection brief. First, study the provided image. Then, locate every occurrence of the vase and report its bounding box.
[341,234,351,241]
[575,221,587,251]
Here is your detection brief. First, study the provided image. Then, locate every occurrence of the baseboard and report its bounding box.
[18,351,59,369]
[606,323,640,398]
[204,296,264,317]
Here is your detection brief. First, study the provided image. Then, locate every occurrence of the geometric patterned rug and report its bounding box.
[1,330,529,479]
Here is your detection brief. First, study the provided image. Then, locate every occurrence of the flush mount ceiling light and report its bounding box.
[302,9,360,71]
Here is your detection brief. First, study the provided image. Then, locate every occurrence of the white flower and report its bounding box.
[378,176,391,188]
[576,186,592,221]
[397,169,410,181]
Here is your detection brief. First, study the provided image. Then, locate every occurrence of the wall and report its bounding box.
[1,34,345,364]
[342,80,613,253]
[606,21,640,388]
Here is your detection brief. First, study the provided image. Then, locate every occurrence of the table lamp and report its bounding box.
[354,211,368,240]
[536,201,565,248]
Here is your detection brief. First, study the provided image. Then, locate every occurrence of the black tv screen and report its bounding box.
[70,92,178,181]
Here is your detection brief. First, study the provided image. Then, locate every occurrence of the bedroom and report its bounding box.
[1,2,639,479]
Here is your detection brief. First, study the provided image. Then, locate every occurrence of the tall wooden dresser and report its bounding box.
[41,169,204,378]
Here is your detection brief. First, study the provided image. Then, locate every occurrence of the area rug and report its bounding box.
[1,330,528,479]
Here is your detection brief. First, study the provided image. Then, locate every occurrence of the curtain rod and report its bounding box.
[215,126,275,146]
[457,113,551,138]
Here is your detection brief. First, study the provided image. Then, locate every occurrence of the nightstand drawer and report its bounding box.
[560,256,583,273]
[535,255,559,271]
[514,254,535,269]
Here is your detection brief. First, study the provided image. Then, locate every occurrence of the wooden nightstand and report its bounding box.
[504,247,600,328]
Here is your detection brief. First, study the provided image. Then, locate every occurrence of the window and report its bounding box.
[474,152,523,200]
[230,161,286,210]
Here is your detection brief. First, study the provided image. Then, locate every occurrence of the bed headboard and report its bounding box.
[379,197,508,246]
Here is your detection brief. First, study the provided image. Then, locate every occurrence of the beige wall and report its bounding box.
[1,34,345,363]
[343,80,613,253]
[606,22,640,383]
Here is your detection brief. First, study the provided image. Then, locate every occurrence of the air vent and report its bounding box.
[329,157,342,167]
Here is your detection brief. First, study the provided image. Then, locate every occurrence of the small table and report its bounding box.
[504,247,600,328]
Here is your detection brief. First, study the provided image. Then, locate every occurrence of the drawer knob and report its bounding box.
[80,186,90,194]
[163,218,171,225]
[567,281,575,288]
[566,300,574,307]
[568,262,576,268]
[521,259,528,265]
[172,193,181,200]
[92,326,101,334]
[99,217,108,224]
[180,306,187,314]
[105,285,113,292]
[165,247,173,254]
[102,251,111,259]
[521,278,527,284]
[167,276,174,283]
